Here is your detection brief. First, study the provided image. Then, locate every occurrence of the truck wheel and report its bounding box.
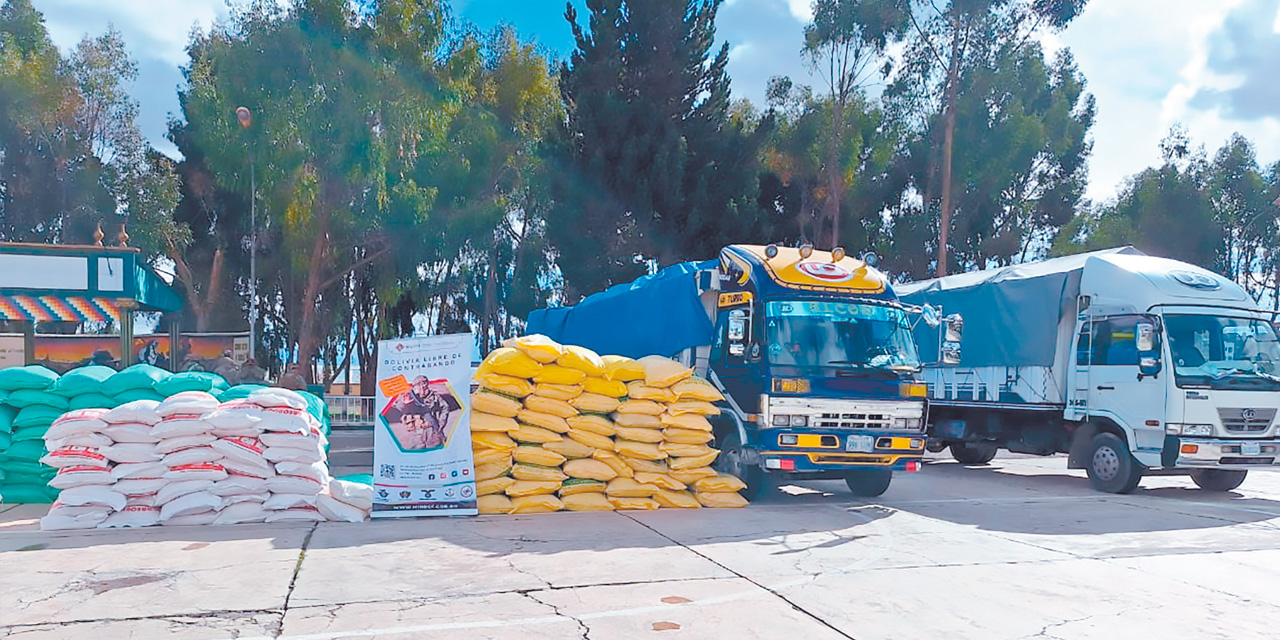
[1190,469,1247,492]
[1087,432,1143,494]
[714,430,768,500]
[844,469,892,497]
[950,442,997,465]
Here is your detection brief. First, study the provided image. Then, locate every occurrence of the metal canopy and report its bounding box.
[0,242,182,321]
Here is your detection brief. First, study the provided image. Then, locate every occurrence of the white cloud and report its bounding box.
[785,0,812,23]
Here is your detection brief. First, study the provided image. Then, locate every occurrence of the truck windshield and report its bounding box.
[1164,314,1280,390]
[764,301,920,372]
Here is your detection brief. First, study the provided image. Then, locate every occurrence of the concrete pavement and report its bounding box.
[3,453,1280,639]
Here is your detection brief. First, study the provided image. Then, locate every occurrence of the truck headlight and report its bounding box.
[1183,424,1214,437]
[772,414,790,426]
[893,417,919,430]
[790,415,808,427]
[899,382,928,398]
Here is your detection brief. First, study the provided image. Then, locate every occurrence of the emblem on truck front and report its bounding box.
[1242,408,1257,422]
[797,261,854,282]
[1170,270,1221,290]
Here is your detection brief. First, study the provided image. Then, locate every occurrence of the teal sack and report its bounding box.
[0,430,10,450]
[2,470,55,485]
[0,365,59,391]
[338,473,373,486]
[68,393,119,410]
[10,424,49,442]
[51,365,116,397]
[154,371,229,397]
[0,455,51,474]
[113,388,165,404]
[0,483,57,504]
[0,405,14,434]
[6,389,69,410]
[12,405,63,429]
[101,363,171,396]
[217,384,268,401]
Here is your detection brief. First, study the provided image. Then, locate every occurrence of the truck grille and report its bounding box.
[1218,408,1276,433]
[815,412,891,429]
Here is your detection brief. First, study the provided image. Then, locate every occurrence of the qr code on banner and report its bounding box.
[379,464,396,479]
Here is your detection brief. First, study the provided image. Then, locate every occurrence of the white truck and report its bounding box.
[897,247,1280,493]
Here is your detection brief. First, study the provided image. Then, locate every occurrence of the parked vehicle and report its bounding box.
[898,247,1280,493]
[529,244,944,498]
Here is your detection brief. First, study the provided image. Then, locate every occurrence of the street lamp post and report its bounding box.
[236,106,256,361]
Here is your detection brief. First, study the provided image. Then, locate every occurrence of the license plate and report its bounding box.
[1242,442,1262,456]
[845,435,875,453]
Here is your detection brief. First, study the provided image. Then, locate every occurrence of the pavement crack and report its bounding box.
[522,590,590,640]
[273,522,319,638]
[621,513,857,640]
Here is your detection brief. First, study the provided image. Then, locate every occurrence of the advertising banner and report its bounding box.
[372,333,477,518]
[0,334,24,369]
[31,333,247,373]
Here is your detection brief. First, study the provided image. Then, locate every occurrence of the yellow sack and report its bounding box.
[472,448,513,467]
[523,396,578,419]
[659,442,716,458]
[609,496,660,510]
[477,372,534,398]
[662,427,714,444]
[562,492,614,511]
[475,461,512,480]
[513,445,567,467]
[602,355,646,381]
[696,491,749,508]
[693,473,747,493]
[634,471,686,491]
[621,456,669,475]
[638,355,693,388]
[615,439,667,460]
[472,391,522,417]
[583,377,628,398]
[558,345,606,377]
[615,399,664,416]
[670,450,720,470]
[667,400,721,416]
[606,477,661,497]
[566,414,615,437]
[478,494,513,514]
[509,334,564,363]
[517,409,571,433]
[471,412,519,433]
[559,478,607,496]
[671,377,724,402]
[532,383,583,401]
[473,432,517,451]
[510,424,563,444]
[511,463,568,482]
[614,425,664,443]
[660,412,714,432]
[627,382,678,403]
[541,438,596,459]
[477,476,515,496]
[653,489,701,509]
[533,365,587,385]
[592,450,634,478]
[481,347,543,378]
[563,458,618,481]
[613,412,662,429]
[670,466,719,484]
[568,428,615,452]
[509,494,564,513]
[505,479,562,497]
[569,392,621,414]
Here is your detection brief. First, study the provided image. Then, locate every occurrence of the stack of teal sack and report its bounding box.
[0,363,331,504]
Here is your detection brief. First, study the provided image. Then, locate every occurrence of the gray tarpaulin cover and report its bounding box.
[896,247,1142,367]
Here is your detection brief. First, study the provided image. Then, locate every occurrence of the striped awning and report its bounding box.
[0,295,120,323]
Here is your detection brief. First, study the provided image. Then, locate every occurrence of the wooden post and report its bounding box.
[22,321,35,366]
[168,314,182,372]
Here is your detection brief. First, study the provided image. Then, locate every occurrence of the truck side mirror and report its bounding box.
[941,314,963,365]
[922,304,941,328]
[1136,321,1161,379]
[1136,322,1155,352]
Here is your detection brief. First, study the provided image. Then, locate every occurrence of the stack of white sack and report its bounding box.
[317,477,373,523]
[39,408,121,530]
[38,388,342,529]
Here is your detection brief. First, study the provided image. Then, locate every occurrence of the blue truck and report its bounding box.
[528,244,939,498]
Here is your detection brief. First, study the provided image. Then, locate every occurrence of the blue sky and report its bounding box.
[28,0,1280,203]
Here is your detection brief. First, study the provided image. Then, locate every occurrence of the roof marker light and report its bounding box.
[799,243,813,259]
[831,247,846,262]
[765,244,779,258]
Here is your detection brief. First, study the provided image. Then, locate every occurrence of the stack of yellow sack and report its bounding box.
[469,335,749,514]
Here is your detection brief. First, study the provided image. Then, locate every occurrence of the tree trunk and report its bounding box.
[295,206,332,385]
[826,98,844,250]
[481,237,498,352]
[937,19,962,277]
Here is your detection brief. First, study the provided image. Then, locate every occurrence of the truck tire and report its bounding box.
[1189,469,1247,492]
[950,442,997,465]
[1086,432,1143,494]
[844,469,892,497]
[714,430,768,500]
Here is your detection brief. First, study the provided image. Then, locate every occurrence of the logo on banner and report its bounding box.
[797,261,853,282]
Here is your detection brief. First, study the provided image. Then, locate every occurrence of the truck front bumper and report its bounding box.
[755,427,926,474]
[1164,436,1280,469]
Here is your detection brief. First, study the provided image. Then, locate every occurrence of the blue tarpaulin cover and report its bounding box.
[527,261,717,359]
[896,247,1142,367]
